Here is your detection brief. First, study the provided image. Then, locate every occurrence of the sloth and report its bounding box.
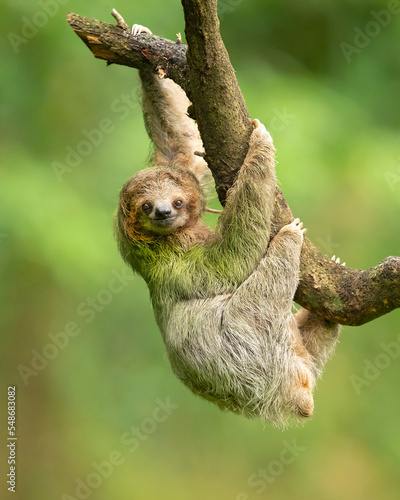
[116,27,341,427]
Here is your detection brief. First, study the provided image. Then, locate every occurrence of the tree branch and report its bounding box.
[181,0,253,201]
[66,10,400,326]
[67,12,189,89]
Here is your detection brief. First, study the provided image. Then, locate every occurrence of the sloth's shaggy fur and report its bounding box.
[116,71,340,427]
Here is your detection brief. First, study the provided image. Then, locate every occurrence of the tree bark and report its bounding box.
[66,10,400,326]
[181,0,253,202]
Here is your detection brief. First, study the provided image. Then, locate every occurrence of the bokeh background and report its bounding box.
[1,0,400,499]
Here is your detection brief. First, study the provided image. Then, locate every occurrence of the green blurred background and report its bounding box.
[1,0,400,499]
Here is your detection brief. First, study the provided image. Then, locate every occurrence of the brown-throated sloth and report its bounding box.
[116,27,341,427]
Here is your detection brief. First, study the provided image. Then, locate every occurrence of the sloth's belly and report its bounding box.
[163,294,231,350]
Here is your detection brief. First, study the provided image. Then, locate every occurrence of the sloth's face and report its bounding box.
[137,185,191,235]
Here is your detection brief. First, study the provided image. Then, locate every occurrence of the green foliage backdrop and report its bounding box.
[1,1,399,499]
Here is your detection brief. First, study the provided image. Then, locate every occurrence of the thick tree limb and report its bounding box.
[181,0,253,201]
[66,10,400,326]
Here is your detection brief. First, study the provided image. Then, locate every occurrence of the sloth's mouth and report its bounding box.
[152,216,176,225]
[149,216,179,234]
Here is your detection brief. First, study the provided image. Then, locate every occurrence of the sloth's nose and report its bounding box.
[155,206,172,218]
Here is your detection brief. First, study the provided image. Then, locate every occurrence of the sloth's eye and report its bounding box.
[142,203,152,213]
[173,199,183,208]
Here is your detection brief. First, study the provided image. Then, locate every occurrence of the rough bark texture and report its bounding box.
[181,0,253,202]
[66,10,400,326]
[67,13,188,89]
